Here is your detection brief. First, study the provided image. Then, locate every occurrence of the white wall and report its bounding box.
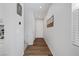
[0,4,5,56]
[44,3,74,56]
[24,4,35,45]
[35,19,43,38]
[4,3,24,56]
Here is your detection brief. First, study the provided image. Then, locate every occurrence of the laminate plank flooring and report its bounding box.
[24,38,53,56]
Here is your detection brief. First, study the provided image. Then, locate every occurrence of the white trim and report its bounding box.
[44,38,54,55]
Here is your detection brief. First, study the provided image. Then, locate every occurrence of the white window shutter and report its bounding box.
[72,9,79,46]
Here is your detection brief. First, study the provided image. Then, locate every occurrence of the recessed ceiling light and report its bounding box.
[40,6,42,8]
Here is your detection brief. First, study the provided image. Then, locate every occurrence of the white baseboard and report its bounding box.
[28,40,34,45]
[28,42,33,45]
[44,38,54,55]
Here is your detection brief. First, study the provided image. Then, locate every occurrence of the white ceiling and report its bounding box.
[24,3,52,20]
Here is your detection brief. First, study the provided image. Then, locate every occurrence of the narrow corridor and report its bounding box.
[24,38,53,56]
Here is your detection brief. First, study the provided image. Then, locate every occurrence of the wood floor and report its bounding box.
[24,38,53,56]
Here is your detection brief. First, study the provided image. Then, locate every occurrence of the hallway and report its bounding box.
[0,3,78,56]
[24,38,53,56]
